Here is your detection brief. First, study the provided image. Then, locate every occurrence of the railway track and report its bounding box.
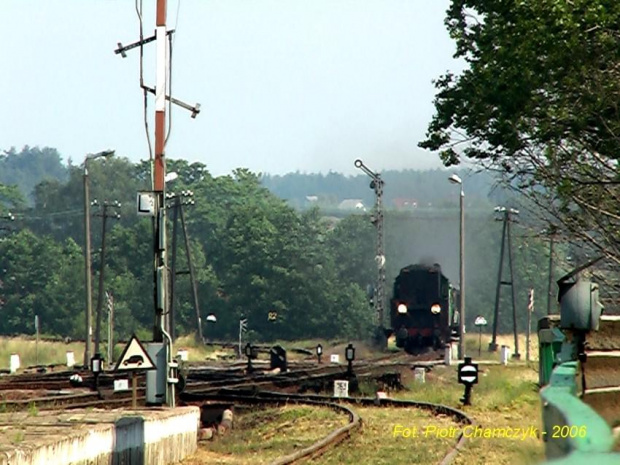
[184,358,421,397]
[180,389,473,465]
[0,350,471,462]
[0,353,416,409]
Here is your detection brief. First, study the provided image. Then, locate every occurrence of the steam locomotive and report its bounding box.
[389,263,460,353]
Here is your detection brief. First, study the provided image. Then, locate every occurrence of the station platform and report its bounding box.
[0,406,199,465]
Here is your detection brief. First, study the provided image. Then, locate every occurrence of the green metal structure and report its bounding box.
[540,362,619,462]
[537,316,565,387]
[538,278,619,463]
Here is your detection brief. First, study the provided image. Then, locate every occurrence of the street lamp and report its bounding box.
[83,150,114,366]
[448,173,466,360]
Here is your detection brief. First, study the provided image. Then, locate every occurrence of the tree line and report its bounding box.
[0,150,561,344]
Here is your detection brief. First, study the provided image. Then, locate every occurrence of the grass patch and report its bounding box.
[0,337,85,370]
[464,332,539,362]
[395,364,545,465]
[318,407,457,465]
[181,336,546,464]
[183,405,347,465]
[27,402,38,417]
[11,429,24,444]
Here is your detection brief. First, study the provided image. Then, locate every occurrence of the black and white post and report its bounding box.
[458,357,479,406]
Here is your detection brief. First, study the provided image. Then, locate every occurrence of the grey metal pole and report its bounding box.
[83,166,93,366]
[458,186,465,360]
[547,235,555,315]
[94,206,109,357]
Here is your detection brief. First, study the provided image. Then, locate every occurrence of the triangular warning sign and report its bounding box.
[114,334,156,371]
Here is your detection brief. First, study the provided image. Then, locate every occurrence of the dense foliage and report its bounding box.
[0,146,559,344]
[421,0,620,280]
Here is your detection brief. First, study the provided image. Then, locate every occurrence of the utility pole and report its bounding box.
[0,212,15,234]
[489,207,520,359]
[166,190,202,343]
[354,159,386,348]
[83,150,114,367]
[93,200,121,358]
[106,291,114,367]
[179,198,203,344]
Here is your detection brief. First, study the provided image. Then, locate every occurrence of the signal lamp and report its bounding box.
[345,343,356,362]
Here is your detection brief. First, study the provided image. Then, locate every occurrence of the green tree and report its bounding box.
[421,0,620,268]
[0,231,82,336]
[0,146,67,203]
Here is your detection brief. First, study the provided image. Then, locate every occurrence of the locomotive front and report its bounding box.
[390,263,457,353]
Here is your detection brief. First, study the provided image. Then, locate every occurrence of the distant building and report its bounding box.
[338,199,365,210]
[305,195,318,202]
[392,198,418,209]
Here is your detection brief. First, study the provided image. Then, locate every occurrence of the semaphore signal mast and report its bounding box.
[354,159,386,348]
[115,0,200,406]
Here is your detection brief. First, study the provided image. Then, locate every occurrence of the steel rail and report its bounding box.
[181,389,473,465]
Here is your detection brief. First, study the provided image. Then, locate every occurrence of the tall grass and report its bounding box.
[0,337,86,370]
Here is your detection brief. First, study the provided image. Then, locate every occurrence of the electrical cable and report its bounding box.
[13,209,84,221]
[135,0,154,194]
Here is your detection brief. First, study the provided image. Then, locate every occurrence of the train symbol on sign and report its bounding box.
[458,357,479,385]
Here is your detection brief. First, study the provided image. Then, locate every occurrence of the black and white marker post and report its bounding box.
[458,357,479,406]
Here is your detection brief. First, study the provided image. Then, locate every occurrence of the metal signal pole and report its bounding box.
[150,0,175,407]
[354,159,386,348]
[115,0,200,407]
[153,0,168,339]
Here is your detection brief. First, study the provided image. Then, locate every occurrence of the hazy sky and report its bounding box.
[1,1,462,176]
